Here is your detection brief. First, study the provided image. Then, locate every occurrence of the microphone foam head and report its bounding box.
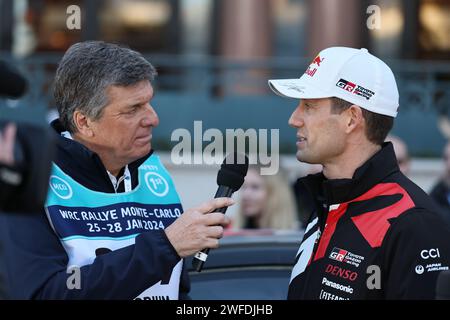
[217,153,249,191]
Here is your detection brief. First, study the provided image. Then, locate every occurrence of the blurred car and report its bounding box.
[185,229,304,300]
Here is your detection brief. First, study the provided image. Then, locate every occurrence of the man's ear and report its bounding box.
[345,105,364,133]
[73,110,94,137]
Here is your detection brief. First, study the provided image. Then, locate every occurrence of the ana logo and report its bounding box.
[49,175,73,199]
[415,265,424,275]
[145,172,169,197]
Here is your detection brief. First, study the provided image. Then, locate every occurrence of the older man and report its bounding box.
[269,47,450,299]
[0,41,231,299]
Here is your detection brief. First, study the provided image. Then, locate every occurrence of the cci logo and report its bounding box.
[145,172,169,197]
[420,248,440,260]
[49,176,73,200]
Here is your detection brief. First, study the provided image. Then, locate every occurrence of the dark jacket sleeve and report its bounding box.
[179,260,191,300]
[380,208,450,299]
[0,210,189,300]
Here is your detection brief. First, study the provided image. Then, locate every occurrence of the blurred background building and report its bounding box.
[0,0,449,211]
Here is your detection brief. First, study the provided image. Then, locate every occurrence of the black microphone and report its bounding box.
[0,60,28,98]
[436,270,450,300]
[192,152,249,272]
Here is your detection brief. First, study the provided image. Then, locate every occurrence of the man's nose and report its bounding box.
[288,104,304,128]
[142,104,159,127]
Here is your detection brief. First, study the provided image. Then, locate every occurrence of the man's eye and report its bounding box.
[128,106,139,113]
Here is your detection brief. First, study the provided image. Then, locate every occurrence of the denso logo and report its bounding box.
[325,264,358,281]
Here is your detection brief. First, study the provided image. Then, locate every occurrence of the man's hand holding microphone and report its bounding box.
[164,152,248,271]
[165,197,234,258]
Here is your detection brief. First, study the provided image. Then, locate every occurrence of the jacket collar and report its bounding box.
[299,142,400,208]
[50,119,152,179]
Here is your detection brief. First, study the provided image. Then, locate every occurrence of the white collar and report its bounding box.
[61,131,132,192]
[107,166,132,193]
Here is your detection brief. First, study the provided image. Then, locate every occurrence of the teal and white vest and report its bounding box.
[45,154,183,299]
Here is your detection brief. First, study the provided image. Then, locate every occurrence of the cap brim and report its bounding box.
[268,79,330,99]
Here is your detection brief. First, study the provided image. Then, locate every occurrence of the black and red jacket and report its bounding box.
[289,142,450,300]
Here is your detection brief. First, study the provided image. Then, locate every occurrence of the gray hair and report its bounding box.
[54,41,157,133]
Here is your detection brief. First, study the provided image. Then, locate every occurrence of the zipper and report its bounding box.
[315,229,322,245]
[311,204,329,259]
[310,225,324,262]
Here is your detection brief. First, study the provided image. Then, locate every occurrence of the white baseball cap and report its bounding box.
[268,47,399,117]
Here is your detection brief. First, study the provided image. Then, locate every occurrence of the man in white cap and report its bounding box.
[269,47,450,299]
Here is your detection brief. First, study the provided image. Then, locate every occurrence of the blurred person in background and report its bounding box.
[0,124,16,166]
[386,135,411,176]
[233,166,299,231]
[0,123,17,300]
[430,141,450,221]
[0,60,29,300]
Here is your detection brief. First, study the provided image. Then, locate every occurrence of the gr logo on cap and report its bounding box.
[268,47,399,118]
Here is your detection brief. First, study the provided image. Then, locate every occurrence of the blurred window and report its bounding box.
[29,0,82,52]
[272,0,307,57]
[189,267,291,300]
[99,0,174,52]
[419,0,450,58]
[368,0,404,58]
[25,0,180,53]
[180,0,212,55]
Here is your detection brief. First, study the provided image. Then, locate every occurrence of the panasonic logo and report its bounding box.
[322,277,354,294]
